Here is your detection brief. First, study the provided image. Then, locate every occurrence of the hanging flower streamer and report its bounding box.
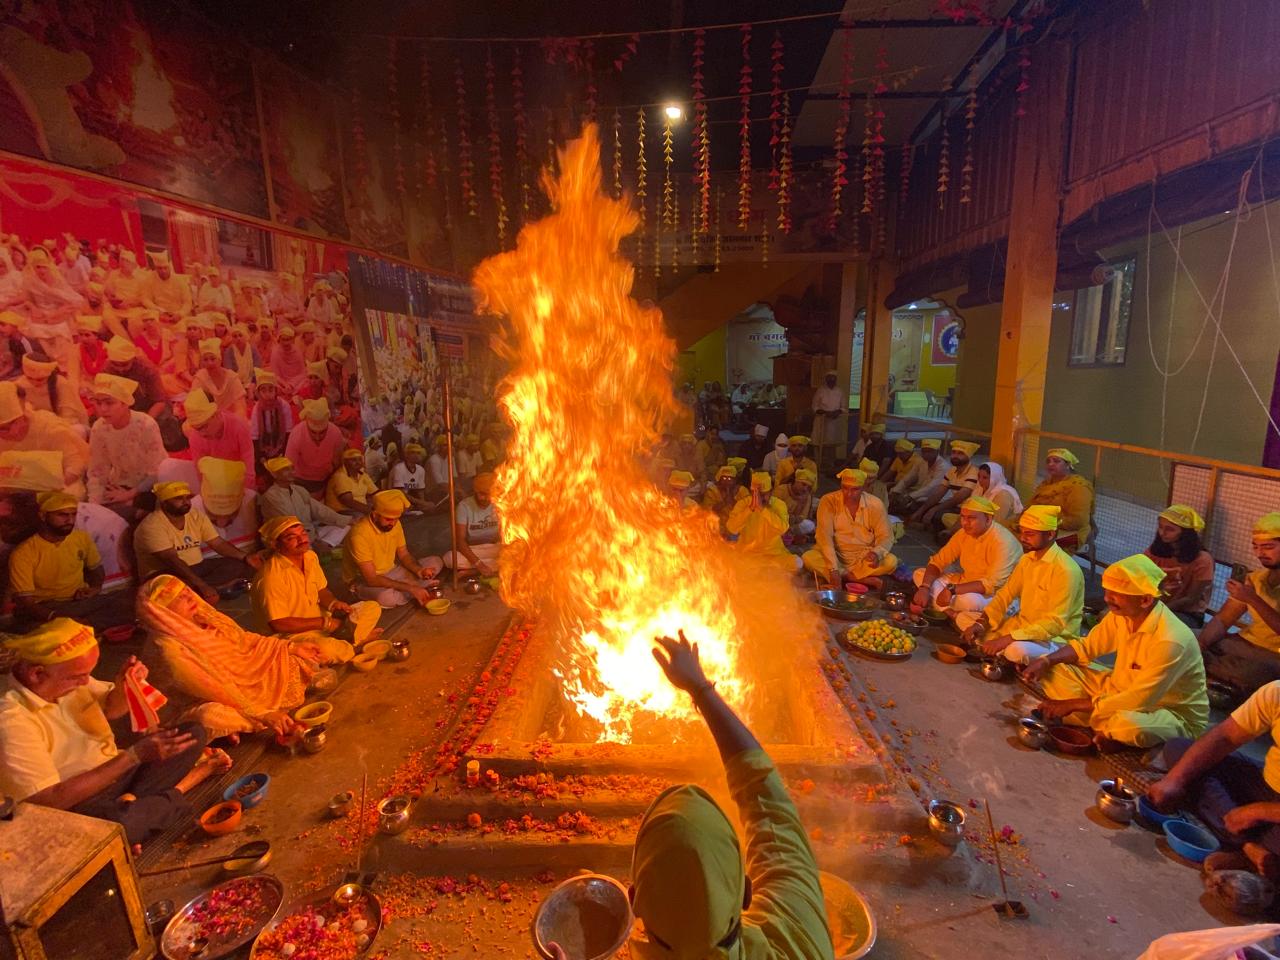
[899,138,913,209]
[485,47,507,245]
[612,33,639,72]
[714,186,723,273]
[583,39,598,126]
[761,221,769,265]
[872,46,888,224]
[419,52,437,191]
[653,198,662,281]
[512,48,530,222]
[349,66,369,192]
[636,107,647,230]
[670,186,679,269]
[454,58,477,217]
[960,85,977,204]
[691,29,710,233]
[737,24,753,229]
[662,112,674,227]
[388,39,406,200]
[768,30,784,193]
[936,112,950,211]
[612,109,623,199]
[830,23,854,229]
[438,112,453,233]
[860,97,874,216]
[777,92,793,234]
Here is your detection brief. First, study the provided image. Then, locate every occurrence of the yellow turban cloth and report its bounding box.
[306,361,326,378]
[726,457,747,469]
[264,457,293,477]
[255,368,277,386]
[341,448,364,462]
[715,466,737,480]
[837,468,867,486]
[788,435,811,445]
[184,388,218,427]
[950,440,981,457]
[1253,513,1280,543]
[0,310,28,331]
[4,618,97,665]
[21,355,56,379]
[372,489,410,518]
[301,398,330,423]
[1101,554,1167,597]
[0,382,23,424]
[1160,505,1205,533]
[93,373,138,404]
[326,346,348,363]
[1046,447,1079,467]
[632,784,744,960]
[297,321,317,334]
[961,495,998,515]
[669,470,695,490]
[1020,504,1061,531]
[405,443,426,458]
[278,325,296,340]
[105,335,137,363]
[920,438,941,451]
[858,458,879,475]
[434,434,450,448]
[259,515,303,546]
[198,338,222,358]
[794,468,817,485]
[36,491,78,514]
[75,314,102,333]
[895,439,915,453]
[869,423,887,434]
[152,480,192,502]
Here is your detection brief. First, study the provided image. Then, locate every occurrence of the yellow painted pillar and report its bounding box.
[990,39,1071,483]
[826,261,861,465]
[860,259,896,423]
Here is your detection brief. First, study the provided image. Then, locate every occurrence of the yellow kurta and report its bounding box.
[1239,569,1280,654]
[775,455,817,490]
[926,522,1020,595]
[1026,474,1094,547]
[1232,682,1280,792]
[701,483,747,516]
[983,543,1084,642]
[695,438,726,476]
[145,271,194,318]
[726,496,795,571]
[803,491,897,581]
[1043,602,1209,747]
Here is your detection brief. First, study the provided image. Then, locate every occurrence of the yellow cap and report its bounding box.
[794,468,817,485]
[405,443,426,457]
[0,382,23,424]
[301,398,330,423]
[858,458,879,475]
[326,346,348,363]
[836,468,867,486]
[869,423,887,435]
[198,337,222,358]
[1159,505,1205,533]
[726,457,747,469]
[152,480,192,502]
[341,448,364,462]
[895,439,915,453]
[75,314,102,333]
[788,435,810,445]
[105,335,137,363]
[1253,513,1280,543]
[1019,504,1061,531]
[184,389,218,427]
[371,489,409,518]
[950,440,981,457]
[1101,554,1166,597]
[278,325,296,340]
[255,368,277,386]
[715,466,737,480]
[27,247,51,267]
[1046,447,1079,467]
[3,618,96,665]
[264,456,292,476]
[36,491,78,514]
[21,355,56,379]
[750,471,772,492]
[306,361,326,378]
[92,373,137,404]
[961,495,997,515]
[434,434,450,448]
[259,514,303,546]
[668,470,694,489]
[920,438,941,451]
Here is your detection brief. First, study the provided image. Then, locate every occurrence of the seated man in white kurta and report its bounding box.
[444,472,501,575]
[911,496,1020,630]
[801,467,898,588]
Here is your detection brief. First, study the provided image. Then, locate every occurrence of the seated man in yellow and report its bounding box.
[774,435,816,489]
[1023,555,1209,750]
[802,467,897,588]
[964,505,1084,664]
[1200,512,1280,697]
[1023,447,1093,554]
[776,467,817,540]
[259,456,351,550]
[666,470,698,509]
[726,472,798,573]
[251,516,380,657]
[888,437,945,516]
[911,496,1020,631]
[5,491,130,631]
[342,490,443,608]
[702,465,747,524]
[324,448,378,516]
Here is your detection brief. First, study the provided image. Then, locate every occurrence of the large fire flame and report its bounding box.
[474,126,761,743]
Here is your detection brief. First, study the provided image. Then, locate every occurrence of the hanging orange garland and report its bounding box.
[777,92,793,234]
[691,29,710,233]
[612,108,623,199]
[419,51,437,192]
[768,30,784,194]
[662,111,674,227]
[960,86,977,204]
[484,47,507,245]
[636,107,647,230]
[714,185,723,273]
[899,138,913,209]
[387,39,405,200]
[936,112,950,211]
[737,23,753,230]
[454,58,477,218]
[511,48,530,221]
[830,22,854,229]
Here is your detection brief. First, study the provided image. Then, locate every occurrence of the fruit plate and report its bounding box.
[845,642,913,662]
[811,590,881,622]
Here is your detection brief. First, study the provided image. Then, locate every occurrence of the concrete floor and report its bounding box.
[130,517,1258,960]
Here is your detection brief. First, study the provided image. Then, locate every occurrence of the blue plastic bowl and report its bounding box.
[1137,794,1182,828]
[1162,819,1220,862]
[222,773,270,809]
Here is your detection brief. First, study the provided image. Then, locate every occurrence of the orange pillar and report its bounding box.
[989,39,1071,483]
[859,258,896,423]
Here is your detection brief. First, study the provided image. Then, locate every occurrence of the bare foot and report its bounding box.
[173,751,230,795]
[1243,842,1280,880]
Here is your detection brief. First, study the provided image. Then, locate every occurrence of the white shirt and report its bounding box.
[0,676,117,800]
[457,496,499,545]
[456,449,482,479]
[812,384,844,414]
[427,452,452,486]
[390,461,427,491]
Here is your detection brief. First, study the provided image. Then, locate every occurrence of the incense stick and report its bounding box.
[983,799,1010,902]
[355,772,368,876]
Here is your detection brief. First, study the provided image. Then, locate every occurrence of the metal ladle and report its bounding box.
[138,840,272,877]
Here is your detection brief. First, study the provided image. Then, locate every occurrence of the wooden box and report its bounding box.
[0,804,153,960]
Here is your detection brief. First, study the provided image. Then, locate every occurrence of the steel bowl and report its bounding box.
[328,790,354,818]
[425,584,446,600]
[1017,717,1050,749]
[146,899,175,936]
[388,639,411,662]
[980,657,1012,682]
[889,612,927,635]
[811,589,879,622]
[533,873,633,960]
[818,871,877,960]
[301,726,327,754]
[463,579,483,595]
[927,799,966,847]
[882,592,908,612]
[1096,779,1139,824]
[308,667,339,695]
[377,795,413,835]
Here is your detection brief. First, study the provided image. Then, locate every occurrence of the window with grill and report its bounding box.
[1067,258,1135,367]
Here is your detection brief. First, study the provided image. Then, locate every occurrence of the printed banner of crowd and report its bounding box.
[0,154,489,587]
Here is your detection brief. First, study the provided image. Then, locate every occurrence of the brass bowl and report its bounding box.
[927,799,966,846]
[377,795,413,835]
[328,790,354,818]
[934,643,967,664]
[301,726,327,754]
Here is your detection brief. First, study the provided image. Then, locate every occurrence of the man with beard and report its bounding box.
[132,481,260,603]
[1023,554,1208,751]
[802,467,898,589]
[739,423,773,470]
[963,505,1084,664]
[343,489,444,607]
[888,437,946,515]
[6,491,106,627]
[909,439,981,528]
[1200,513,1280,697]
[444,473,501,576]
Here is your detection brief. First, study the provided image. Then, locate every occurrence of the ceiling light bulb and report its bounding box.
[663,103,684,121]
